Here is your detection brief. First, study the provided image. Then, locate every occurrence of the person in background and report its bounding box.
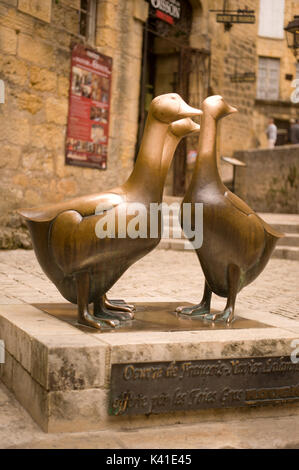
[290,118,299,144]
[266,118,277,148]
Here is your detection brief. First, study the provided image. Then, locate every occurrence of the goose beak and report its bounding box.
[228,105,238,114]
[190,122,201,134]
[177,102,203,119]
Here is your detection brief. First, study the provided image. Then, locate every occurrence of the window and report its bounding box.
[257,57,280,100]
[258,0,285,39]
[79,0,97,44]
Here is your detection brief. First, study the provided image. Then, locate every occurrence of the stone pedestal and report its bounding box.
[0,302,298,433]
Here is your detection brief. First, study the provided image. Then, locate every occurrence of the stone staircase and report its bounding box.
[158,199,299,261]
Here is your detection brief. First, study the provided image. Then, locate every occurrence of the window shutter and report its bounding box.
[257,57,280,100]
[258,0,285,38]
[257,58,268,99]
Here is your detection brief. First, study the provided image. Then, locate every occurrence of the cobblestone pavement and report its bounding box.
[0,248,299,449]
[0,248,298,320]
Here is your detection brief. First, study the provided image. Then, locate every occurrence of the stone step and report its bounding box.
[163,219,299,235]
[271,246,299,261]
[163,228,299,246]
[277,234,299,247]
[159,238,192,251]
[158,239,299,261]
[161,211,299,259]
[163,208,299,219]
[270,223,299,234]
[261,216,299,234]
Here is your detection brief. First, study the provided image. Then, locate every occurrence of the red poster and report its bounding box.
[65,44,112,170]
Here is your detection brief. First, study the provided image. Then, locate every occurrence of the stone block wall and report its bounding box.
[208,0,258,158]
[253,0,299,148]
[234,145,299,213]
[0,0,145,248]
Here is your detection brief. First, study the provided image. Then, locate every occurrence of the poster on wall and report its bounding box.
[65,44,112,170]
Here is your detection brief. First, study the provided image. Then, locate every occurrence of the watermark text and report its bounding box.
[94,202,203,249]
[0,340,5,364]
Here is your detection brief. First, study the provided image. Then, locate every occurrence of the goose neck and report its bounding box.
[124,114,169,202]
[159,131,181,196]
[193,112,220,183]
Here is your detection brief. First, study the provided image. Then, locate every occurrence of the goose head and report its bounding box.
[169,117,201,138]
[150,93,203,124]
[203,95,238,121]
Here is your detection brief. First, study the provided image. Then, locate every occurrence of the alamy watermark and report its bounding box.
[0,79,5,104]
[291,79,299,104]
[0,340,5,364]
[290,339,299,364]
[94,202,203,250]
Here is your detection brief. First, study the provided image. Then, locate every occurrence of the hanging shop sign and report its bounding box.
[66,44,112,170]
[230,72,256,83]
[216,11,255,25]
[210,3,256,31]
[148,0,181,25]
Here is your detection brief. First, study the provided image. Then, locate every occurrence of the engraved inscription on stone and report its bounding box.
[109,356,299,416]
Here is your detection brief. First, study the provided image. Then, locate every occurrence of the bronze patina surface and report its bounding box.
[109,357,299,416]
[18,93,202,330]
[177,95,284,324]
[33,302,272,333]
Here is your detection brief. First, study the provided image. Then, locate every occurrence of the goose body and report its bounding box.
[19,93,202,329]
[177,95,284,323]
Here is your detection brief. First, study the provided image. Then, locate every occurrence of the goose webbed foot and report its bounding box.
[94,296,134,321]
[176,281,212,317]
[103,294,135,315]
[78,309,119,330]
[176,302,210,316]
[204,307,234,324]
[76,272,119,330]
[204,265,240,325]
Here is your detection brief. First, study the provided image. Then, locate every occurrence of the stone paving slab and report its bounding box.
[0,249,298,320]
[0,248,298,448]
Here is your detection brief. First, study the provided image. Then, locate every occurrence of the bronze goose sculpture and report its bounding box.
[18,93,202,330]
[177,95,284,324]
[95,116,201,315]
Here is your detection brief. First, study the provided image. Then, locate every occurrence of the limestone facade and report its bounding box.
[0,0,298,247]
[234,145,299,213]
[0,0,146,247]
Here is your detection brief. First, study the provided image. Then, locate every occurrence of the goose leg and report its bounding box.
[76,272,118,329]
[103,294,136,313]
[176,281,212,316]
[94,296,134,321]
[205,264,240,324]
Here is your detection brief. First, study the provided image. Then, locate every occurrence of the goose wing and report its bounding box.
[225,190,284,239]
[50,193,126,274]
[18,192,125,222]
[224,190,255,216]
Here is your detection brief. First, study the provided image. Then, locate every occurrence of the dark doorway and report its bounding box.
[136,1,194,196]
[275,118,291,146]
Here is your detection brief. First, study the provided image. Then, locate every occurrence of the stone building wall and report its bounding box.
[188,0,259,183]
[234,145,299,213]
[209,0,258,157]
[0,0,297,248]
[254,0,299,147]
[0,0,146,247]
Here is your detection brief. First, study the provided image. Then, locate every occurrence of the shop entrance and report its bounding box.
[136,1,210,196]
